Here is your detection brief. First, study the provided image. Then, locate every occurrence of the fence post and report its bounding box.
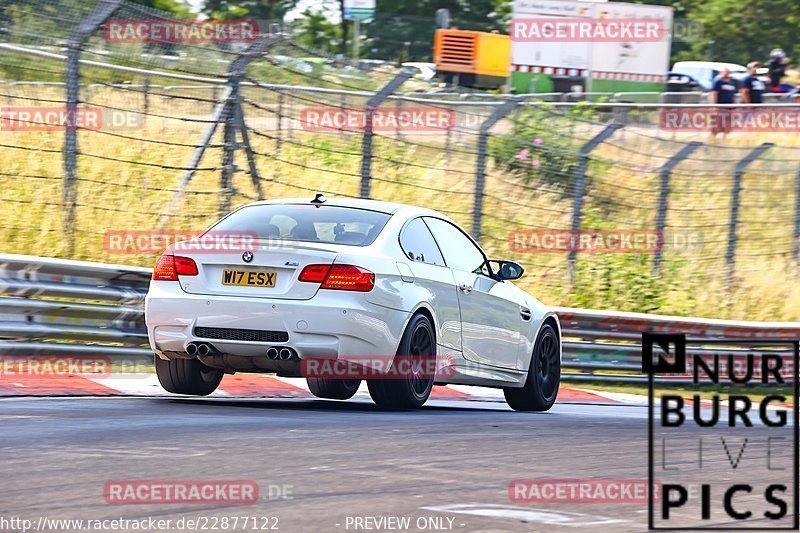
[653,141,702,275]
[286,89,294,141]
[219,89,237,217]
[211,86,219,114]
[158,86,231,229]
[360,72,412,198]
[275,91,284,157]
[158,36,276,227]
[394,97,403,141]
[794,166,800,263]
[62,0,123,256]
[236,102,264,201]
[338,92,346,134]
[143,75,151,118]
[472,98,520,242]
[444,115,453,168]
[567,124,623,281]
[218,37,275,216]
[726,142,773,286]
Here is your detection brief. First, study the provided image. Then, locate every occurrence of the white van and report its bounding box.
[670,61,748,90]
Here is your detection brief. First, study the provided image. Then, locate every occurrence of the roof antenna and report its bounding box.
[311,193,326,207]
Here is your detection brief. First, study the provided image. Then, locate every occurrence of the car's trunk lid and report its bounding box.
[177,240,338,300]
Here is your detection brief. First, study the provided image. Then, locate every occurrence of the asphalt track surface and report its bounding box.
[0,395,794,533]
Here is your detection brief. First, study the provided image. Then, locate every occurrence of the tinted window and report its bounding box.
[399,218,445,266]
[424,218,488,274]
[210,204,391,246]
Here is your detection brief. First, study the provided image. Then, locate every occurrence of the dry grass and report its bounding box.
[2,85,800,321]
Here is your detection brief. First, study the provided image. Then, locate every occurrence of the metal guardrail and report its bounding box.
[1,255,798,383]
[556,307,800,383]
[0,254,150,358]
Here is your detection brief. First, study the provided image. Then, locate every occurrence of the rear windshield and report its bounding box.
[208,204,392,246]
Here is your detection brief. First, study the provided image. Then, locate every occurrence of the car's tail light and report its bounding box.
[152,254,198,281]
[174,256,198,276]
[321,265,374,292]
[298,264,331,283]
[299,264,374,292]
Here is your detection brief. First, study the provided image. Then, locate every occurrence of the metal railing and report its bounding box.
[0,254,150,359]
[557,307,799,383]
[2,255,798,384]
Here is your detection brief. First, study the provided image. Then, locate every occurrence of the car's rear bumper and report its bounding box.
[145,281,409,360]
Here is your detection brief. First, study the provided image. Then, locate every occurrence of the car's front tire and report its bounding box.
[307,378,361,400]
[155,355,224,396]
[367,313,435,409]
[504,323,560,412]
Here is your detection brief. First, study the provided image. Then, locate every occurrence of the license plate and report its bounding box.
[221,269,277,287]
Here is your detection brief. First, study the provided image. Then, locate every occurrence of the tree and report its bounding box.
[201,0,298,21]
[362,0,509,61]
[668,0,800,65]
[295,8,342,53]
[129,0,192,17]
[634,0,800,65]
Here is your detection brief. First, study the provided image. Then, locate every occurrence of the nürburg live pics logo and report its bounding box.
[644,332,799,530]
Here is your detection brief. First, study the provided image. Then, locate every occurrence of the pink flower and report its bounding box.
[534,137,543,145]
[532,158,541,169]
[517,148,530,161]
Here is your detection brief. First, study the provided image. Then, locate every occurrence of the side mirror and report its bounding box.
[493,260,524,281]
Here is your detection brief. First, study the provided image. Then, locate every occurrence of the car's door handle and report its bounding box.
[458,283,473,294]
[520,307,532,321]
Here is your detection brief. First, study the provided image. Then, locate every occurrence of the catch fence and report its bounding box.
[2,0,800,321]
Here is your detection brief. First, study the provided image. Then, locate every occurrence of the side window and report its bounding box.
[399,218,445,266]
[424,218,488,275]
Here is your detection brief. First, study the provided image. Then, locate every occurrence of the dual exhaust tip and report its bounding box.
[185,342,217,357]
[186,342,297,361]
[267,347,297,361]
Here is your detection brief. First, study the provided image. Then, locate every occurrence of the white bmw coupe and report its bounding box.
[145,196,561,410]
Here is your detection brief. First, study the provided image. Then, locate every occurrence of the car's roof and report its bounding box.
[246,197,444,217]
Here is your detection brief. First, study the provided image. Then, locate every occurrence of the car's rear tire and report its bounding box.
[367,313,435,409]
[504,323,560,412]
[307,378,361,400]
[155,355,224,396]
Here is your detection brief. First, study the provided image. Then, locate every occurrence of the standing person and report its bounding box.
[767,48,789,91]
[709,68,737,136]
[741,62,765,104]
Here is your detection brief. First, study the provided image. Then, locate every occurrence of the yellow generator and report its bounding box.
[433,28,511,89]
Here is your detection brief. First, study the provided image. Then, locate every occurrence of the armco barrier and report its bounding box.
[1,254,798,383]
[0,254,150,359]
